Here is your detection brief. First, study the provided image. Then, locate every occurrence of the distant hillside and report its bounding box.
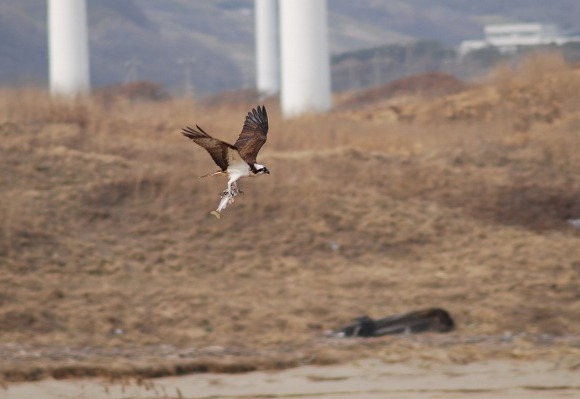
[1,0,580,95]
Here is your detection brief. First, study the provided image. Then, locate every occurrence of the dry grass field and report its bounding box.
[1,55,579,382]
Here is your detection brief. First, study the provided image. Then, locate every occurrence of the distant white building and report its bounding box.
[459,23,580,56]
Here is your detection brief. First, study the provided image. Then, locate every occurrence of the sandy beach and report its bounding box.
[3,358,579,399]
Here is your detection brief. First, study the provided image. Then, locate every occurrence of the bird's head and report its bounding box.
[254,163,270,175]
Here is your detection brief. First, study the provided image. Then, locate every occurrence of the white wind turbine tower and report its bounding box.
[48,0,91,96]
[279,0,331,117]
[255,0,280,98]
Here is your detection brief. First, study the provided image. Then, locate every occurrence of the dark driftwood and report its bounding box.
[337,308,455,337]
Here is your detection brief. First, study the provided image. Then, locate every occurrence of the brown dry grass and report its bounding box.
[351,54,580,129]
[1,55,580,382]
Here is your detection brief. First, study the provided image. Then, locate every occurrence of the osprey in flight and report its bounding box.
[182,105,270,218]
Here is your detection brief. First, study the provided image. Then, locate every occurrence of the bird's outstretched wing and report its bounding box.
[182,125,237,171]
[234,105,269,164]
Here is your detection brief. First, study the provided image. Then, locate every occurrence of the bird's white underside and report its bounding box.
[226,158,252,187]
[214,151,250,213]
[214,149,266,214]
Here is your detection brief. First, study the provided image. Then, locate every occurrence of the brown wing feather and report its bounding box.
[181,125,236,171]
[234,105,269,164]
